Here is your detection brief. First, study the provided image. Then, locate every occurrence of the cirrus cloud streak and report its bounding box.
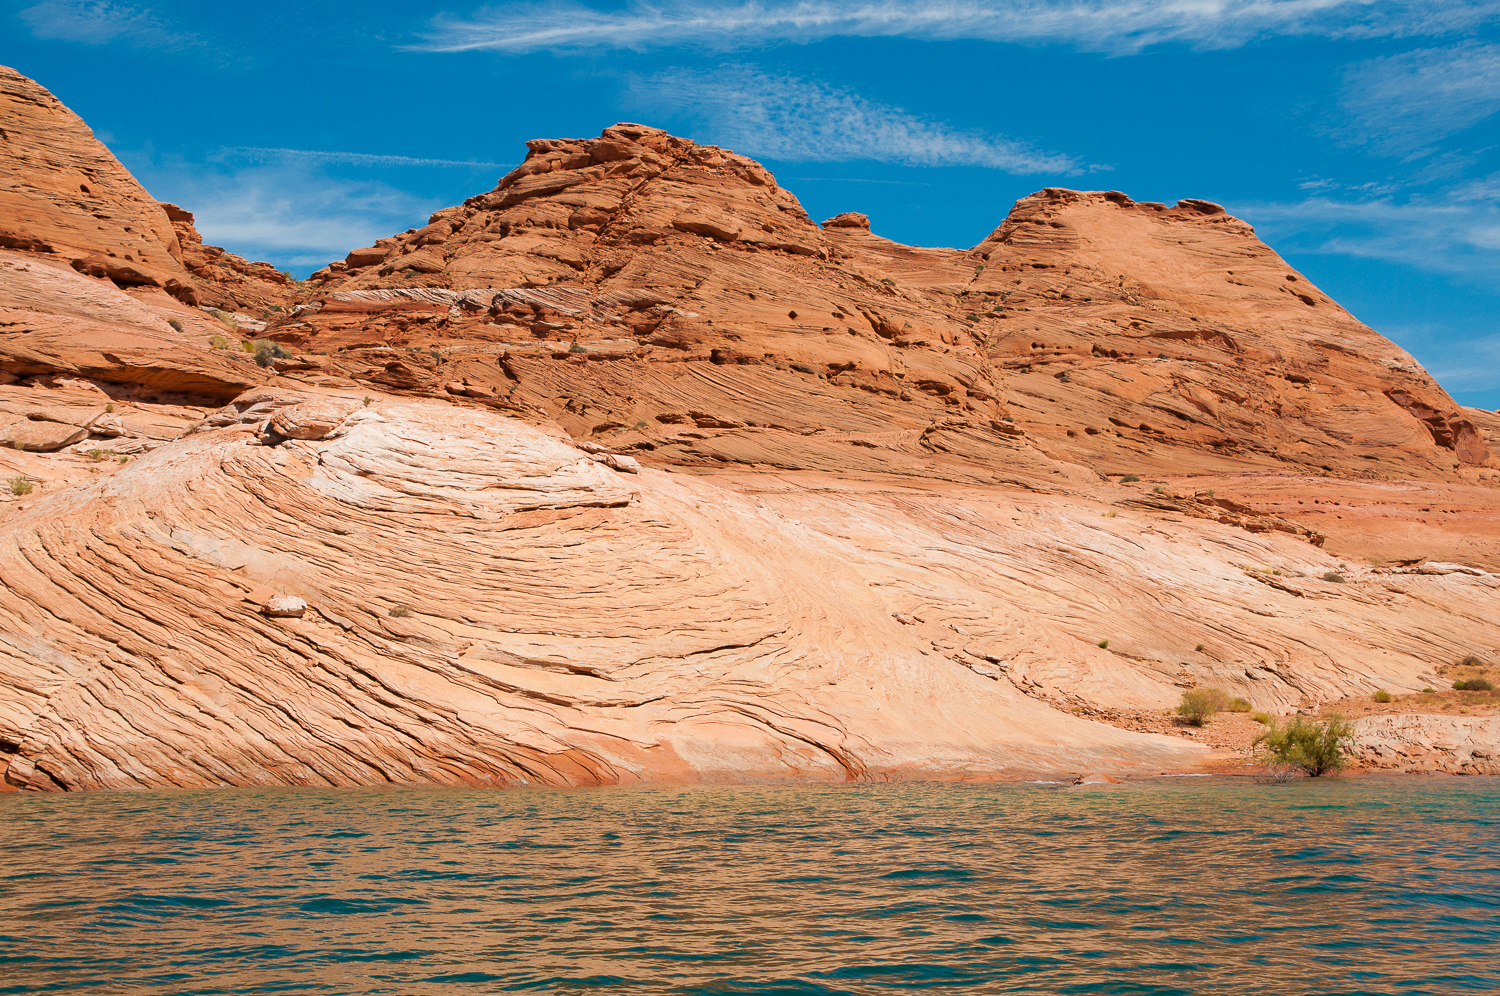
[417,0,1500,55]
[630,67,1079,173]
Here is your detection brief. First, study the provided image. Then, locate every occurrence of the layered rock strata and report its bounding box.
[0,65,297,317]
[1,71,1497,790]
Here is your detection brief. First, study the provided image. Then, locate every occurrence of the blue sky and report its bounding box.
[3,0,1497,408]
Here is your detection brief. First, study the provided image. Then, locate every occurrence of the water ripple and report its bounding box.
[1,778,1497,994]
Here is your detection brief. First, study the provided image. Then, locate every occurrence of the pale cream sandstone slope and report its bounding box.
[0,392,1208,789]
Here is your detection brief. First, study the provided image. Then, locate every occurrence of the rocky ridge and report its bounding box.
[1,68,1497,790]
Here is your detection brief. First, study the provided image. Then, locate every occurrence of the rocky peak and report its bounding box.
[0,65,297,316]
[316,123,826,291]
[0,64,188,298]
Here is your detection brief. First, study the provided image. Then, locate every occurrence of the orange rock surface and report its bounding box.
[0,65,297,318]
[1,71,1497,790]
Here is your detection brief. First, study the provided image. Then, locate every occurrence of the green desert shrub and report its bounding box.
[251,339,291,368]
[389,604,414,618]
[1323,572,1346,583]
[1454,677,1494,692]
[1257,714,1353,777]
[1228,697,1252,712]
[1097,639,1109,649]
[7,476,33,496]
[1177,687,1229,726]
[208,334,229,350]
[167,317,183,333]
[1250,711,1273,726]
[1373,689,1393,703]
[1120,474,1141,483]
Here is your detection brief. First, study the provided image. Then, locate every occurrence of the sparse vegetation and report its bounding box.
[1323,572,1346,583]
[208,334,229,350]
[1373,689,1393,703]
[1195,643,1205,652]
[1454,677,1494,692]
[1422,687,1435,694]
[7,476,33,496]
[105,403,115,413]
[167,318,183,333]
[569,341,586,354]
[1097,639,1109,649]
[251,339,291,368]
[1459,654,1487,668]
[1256,714,1353,777]
[1250,711,1273,725]
[1228,697,1252,712]
[389,604,414,618]
[85,448,114,462]
[1120,474,1140,483]
[1177,687,1229,726]
[362,396,374,407]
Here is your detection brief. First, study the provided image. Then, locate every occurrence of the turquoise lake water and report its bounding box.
[2,778,1496,994]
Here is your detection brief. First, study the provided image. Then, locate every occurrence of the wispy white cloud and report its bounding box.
[1245,187,1500,406]
[630,67,1079,173]
[1398,326,1500,399]
[1241,190,1500,280]
[222,147,513,170]
[124,154,445,271]
[1339,43,1500,156]
[416,0,1500,55]
[18,0,195,47]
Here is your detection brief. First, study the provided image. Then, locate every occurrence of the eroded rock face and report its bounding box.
[1353,715,1500,775]
[1,78,1498,791]
[0,66,297,317]
[272,129,1493,500]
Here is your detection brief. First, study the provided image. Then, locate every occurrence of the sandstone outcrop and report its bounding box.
[1352,714,1500,775]
[0,66,298,320]
[1,74,1497,791]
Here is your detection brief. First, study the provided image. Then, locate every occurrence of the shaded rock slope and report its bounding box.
[1,67,1497,790]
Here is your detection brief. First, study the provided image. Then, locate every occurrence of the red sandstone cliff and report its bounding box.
[1,69,1497,790]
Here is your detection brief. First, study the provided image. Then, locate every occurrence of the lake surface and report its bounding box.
[2,778,1496,994]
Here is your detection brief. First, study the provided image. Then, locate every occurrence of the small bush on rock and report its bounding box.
[1228,697,1252,712]
[1454,677,1494,692]
[1178,688,1229,726]
[1373,689,1393,703]
[167,318,183,332]
[1250,711,1273,725]
[1120,474,1141,483]
[1323,572,1346,583]
[1256,715,1353,777]
[389,604,414,618]
[7,476,33,496]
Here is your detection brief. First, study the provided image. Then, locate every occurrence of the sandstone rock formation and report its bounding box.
[1,70,1497,791]
[0,65,297,319]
